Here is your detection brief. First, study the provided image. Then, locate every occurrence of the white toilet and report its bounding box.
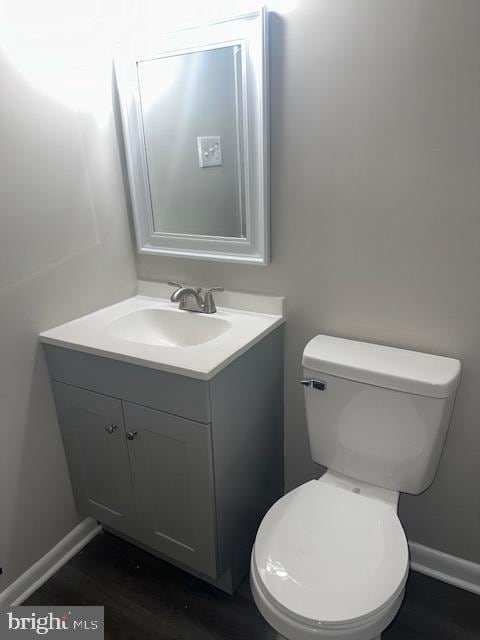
[251,335,461,640]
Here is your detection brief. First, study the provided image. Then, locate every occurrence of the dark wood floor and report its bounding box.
[25,532,480,639]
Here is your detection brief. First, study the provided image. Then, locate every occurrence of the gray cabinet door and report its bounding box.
[123,402,217,578]
[52,382,136,533]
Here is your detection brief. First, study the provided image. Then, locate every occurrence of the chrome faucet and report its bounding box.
[169,282,224,314]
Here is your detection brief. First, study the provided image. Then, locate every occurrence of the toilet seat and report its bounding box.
[253,472,409,628]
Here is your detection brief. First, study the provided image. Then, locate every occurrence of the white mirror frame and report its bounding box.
[115,8,269,265]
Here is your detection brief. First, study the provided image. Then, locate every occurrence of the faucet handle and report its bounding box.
[168,281,183,301]
[203,287,224,314]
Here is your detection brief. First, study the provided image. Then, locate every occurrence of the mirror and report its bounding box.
[116,8,269,264]
[139,45,246,239]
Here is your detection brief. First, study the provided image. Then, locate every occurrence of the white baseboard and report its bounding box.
[0,517,100,606]
[2,521,478,606]
[409,541,480,595]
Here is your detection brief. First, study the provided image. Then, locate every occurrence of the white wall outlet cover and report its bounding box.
[197,136,223,168]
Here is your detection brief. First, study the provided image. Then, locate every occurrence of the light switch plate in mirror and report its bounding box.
[197,136,223,168]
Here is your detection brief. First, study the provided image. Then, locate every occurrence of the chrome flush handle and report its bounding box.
[300,379,326,391]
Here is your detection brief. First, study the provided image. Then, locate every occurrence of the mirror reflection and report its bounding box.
[137,45,246,238]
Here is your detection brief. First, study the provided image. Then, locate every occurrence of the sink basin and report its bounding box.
[106,308,231,347]
[39,284,284,379]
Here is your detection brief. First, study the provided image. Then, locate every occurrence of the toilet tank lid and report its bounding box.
[302,335,461,398]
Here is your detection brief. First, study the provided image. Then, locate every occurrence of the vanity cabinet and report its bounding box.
[54,385,217,577]
[45,327,283,593]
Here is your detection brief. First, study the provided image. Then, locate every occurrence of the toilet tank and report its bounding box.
[302,335,461,494]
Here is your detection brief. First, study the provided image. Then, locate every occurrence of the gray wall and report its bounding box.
[139,46,244,237]
[137,0,480,564]
[0,38,137,591]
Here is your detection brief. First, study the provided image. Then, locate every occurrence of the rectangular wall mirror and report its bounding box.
[116,8,269,264]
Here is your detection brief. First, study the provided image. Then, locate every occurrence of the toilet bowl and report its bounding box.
[250,335,461,639]
[251,471,409,640]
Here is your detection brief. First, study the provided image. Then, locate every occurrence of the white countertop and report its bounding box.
[39,282,285,380]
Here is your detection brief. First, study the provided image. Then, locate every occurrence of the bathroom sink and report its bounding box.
[39,282,284,380]
[106,308,231,347]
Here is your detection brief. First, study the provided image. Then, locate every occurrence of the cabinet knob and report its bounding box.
[105,424,118,434]
[126,430,138,441]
